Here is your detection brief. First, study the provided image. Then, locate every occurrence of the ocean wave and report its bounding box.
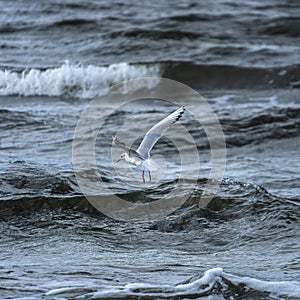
[45,267,300,299]
[221,106,300,147]
[161,62,300,89]
[109,28,203,40]
[258,17,300,38]
[1,62,299,99]
[1,169,298,229]
[0,62,161,99]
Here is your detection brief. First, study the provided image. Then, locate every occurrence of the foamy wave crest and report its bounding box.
[0,62,161,99]
[45,268,300,299]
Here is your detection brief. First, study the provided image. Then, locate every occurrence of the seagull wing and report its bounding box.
[112,136,142,159]
[136,106,185,159]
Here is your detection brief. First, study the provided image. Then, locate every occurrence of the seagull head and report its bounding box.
[116,152,128,162]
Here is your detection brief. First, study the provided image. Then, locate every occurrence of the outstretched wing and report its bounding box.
[136,106,185,159]
[112,136,142,159]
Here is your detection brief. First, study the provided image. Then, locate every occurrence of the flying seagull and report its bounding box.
[113,106,185,183]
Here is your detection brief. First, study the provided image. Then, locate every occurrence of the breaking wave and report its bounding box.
[0,62,161,99]
[45,267,300,299]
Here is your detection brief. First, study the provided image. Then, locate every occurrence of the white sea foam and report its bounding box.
[0,62,161,99]
[223,271,300,299]
[45,268,300,299]
[179,269,300,299]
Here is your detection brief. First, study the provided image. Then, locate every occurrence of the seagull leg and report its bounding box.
[142,171,145,183]
[148,171,151,182]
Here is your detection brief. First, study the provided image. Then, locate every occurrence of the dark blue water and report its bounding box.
[0,0,299,299]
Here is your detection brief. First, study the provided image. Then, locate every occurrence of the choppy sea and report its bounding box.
[0,0,299,299]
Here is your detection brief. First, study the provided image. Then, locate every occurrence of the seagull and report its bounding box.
[113,106,185,183]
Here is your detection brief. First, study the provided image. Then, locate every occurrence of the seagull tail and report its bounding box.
[138,159,160,172]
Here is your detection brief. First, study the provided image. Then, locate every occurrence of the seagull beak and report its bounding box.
[116,156,122,162]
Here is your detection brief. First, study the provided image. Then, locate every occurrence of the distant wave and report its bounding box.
[1,61,300,99]
[0,62,161,99]
[45,267,300,299]
[109,28,203,40]
[161,61,300,89]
